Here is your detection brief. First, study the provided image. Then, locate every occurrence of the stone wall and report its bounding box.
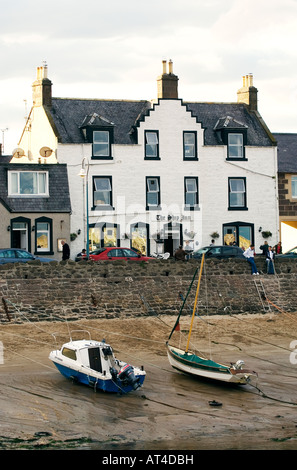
[0,257,296,323]
[278,172,297,217]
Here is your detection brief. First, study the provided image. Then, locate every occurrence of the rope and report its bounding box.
[2,293,297,375]
[2,298,167,346]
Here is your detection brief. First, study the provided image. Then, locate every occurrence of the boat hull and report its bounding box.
[51,359,145,393]
[167,345,256,384]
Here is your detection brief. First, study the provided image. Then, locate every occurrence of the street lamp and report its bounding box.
[78,157,90,258]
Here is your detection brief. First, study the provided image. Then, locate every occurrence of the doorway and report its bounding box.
[11,218,31,251]
[163,222,182,256]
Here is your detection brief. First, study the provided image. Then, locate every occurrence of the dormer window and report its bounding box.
[93,130,110,157]
[80,113,114,160]
[214,116,248,161]
[228,133,243,158]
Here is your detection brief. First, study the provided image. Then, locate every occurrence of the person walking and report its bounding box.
[243,245,259,275]
[61,240,70,260]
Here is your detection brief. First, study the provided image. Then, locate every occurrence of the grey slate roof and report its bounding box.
[50,98,151,144]
[273,133,297,173]
[0,163,71,213]
[49,97,275,148]
[185,102,274,146]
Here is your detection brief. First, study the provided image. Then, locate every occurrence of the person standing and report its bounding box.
[184,241,193,259]
[266,246,275,274]
[61,240,70,260]
[260,241,269,256]
[174,245,186,261]
[274,241,282,255]
[243,245,259,275]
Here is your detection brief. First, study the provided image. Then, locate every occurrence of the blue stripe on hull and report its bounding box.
[53,362,145,393]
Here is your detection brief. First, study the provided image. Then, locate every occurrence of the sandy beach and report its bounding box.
[0,311,297,451]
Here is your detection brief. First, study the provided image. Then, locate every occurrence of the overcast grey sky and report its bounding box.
[1,0,297,153]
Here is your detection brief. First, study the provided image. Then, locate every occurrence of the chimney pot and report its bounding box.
[157,59,179,99]
[32,65,52,107]
[237,73,257,111]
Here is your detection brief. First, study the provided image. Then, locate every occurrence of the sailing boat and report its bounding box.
[166,254,257,385]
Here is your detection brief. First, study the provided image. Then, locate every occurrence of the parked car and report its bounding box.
[276,246,297,259]
[0,248,56,264]
[89,247,153,261]
[192,245,245,260]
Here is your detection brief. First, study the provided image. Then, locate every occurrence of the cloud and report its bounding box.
[1,0,297,153]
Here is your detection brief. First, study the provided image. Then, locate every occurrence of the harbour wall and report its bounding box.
[0,257,296,323]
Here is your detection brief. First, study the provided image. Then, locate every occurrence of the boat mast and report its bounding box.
[185,253,205,353]
[167,266,199,342]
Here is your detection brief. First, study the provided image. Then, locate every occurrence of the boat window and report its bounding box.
[62,347,77,361]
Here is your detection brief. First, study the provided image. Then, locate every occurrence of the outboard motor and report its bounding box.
[118,364,140,390]
[233,360,245,370]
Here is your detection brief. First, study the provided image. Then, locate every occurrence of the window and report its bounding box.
[130,223,149,255]
[34,217,53,254]
[223,222,253,250]
[183,132,197,160]
[9,171,48,196]
[122,248,139,258]
[0,250,16,259]
[36,222,49,251]
[228,178,247,209]
[184,177,199,209]
[292,176,297,198]
[145,131,159,159]
[228,134,244,159]
[93,130,112,158]
[107,248,123,258]
[93,176,112,209]
[89,223,119,249]
[15,250,34,259]
[62,347,77,361]
[146,177,160,209]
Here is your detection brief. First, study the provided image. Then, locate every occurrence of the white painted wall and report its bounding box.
[12,106,57,163]
[58,99,279,258]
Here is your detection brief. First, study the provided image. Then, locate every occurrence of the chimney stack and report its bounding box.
[157,59,178,99]
[237,74,258,111]
[32,63,52,107]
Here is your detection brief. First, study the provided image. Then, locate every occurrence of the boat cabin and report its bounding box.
[60,340,118,375]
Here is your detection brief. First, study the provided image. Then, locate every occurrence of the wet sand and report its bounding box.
[0,312,297,450]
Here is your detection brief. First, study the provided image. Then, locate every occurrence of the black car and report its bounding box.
[192,245,245,260]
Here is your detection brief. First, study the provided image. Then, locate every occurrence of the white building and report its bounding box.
[14,61,279,258]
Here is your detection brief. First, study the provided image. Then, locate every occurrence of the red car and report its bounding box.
[89,247,153,261]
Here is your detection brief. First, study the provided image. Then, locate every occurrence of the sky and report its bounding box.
[1,0,297,154]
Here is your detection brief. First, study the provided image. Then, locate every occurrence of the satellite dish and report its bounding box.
[12,148,25,158]
[39,147,53,158]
